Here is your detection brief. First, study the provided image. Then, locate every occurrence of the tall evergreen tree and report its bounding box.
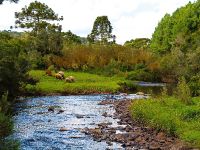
[87,16,115,44]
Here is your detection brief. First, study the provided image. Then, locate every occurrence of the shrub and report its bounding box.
[175,77,192,105]
[0,92,11,114]
[188,75,200,96]
[0,113,13,137]
[0,139,19,150]
[127,69,154,81]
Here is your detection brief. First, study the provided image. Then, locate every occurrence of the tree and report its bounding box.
[0,32,29,102]
[0,0,18,4]
[87,16,115,44]
[15,1,63,56]
[150,14,173,54]
[63,30,82,45]
[15,1,63,34]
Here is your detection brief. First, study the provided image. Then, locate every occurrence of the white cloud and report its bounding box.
[0,0,196,44]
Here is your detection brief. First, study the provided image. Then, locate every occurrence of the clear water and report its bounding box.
[12,94,144,150]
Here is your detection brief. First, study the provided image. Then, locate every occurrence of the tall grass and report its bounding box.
[49,44,158,75]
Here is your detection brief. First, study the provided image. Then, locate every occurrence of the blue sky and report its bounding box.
[0,0,195,44]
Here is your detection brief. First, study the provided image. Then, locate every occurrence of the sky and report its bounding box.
[0,0,196,44]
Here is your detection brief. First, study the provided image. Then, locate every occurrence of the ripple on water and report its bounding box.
[13,94,143,150]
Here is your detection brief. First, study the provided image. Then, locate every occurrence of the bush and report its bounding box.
[0,113,13,137]
[0,92,11,114]
[0,139,19,150]
[176,77,192,105]
[127,69,154,81]
[188,75,200,96]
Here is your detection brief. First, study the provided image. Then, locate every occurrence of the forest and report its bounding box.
[0,0,200,149]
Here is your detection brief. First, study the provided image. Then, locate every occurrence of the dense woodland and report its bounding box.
[0,0,200,149]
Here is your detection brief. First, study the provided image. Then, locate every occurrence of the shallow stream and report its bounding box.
[13,94,144,150]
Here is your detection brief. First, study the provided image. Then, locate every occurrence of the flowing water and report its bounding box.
[12,94,145,150]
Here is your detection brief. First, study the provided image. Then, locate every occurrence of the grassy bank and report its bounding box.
[130,97,200,148]
[26,70,127,95]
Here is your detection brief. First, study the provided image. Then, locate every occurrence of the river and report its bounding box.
[12,94,145,150]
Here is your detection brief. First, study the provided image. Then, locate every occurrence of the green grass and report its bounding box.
[26,70,126,95]
[130,97,200,148]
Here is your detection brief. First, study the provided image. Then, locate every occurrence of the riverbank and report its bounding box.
[130,97,200,149]
[83,99,191,149]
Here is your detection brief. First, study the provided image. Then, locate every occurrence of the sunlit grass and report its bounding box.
[26,70,126,94]
[130,97,200,148]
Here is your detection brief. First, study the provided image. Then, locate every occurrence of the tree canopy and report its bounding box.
[150,1,200,55]
[87,16,115,44]
[14,1,64,56]
[15,1,63,34]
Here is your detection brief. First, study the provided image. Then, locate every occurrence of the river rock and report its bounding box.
[48,106,55,112]
[59,127,68,132]
[98,100,114,105]
[75,114,84,118]
[57,109,65,114]
[136,92,145,95]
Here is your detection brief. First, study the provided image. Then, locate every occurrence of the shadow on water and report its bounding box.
[120,81,176,96]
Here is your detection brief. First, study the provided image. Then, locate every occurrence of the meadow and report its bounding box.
[26,70,127,95]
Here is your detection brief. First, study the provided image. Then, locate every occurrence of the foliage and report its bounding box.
[175,77,192,105]
[124,38,150,49]
[150,14,173,54]
[0,113,13,137]
[50,44,158,77]
[87,16,115,44]
[126,69,154,82]
[63,30,82,45]
[15,1,63,56]
[151,1,200,55]
[15,1,63,33]
[0,139,19,150]
[0,32,29,102]
[130,97,200,147]
[159,48,188,82]
[188,75,200,96]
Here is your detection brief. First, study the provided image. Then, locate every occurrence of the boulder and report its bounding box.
[48,106,55,112]
[59,127,68,132]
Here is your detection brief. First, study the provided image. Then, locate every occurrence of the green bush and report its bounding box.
[0,139,19,150]
[176,77,192,105]
[0,113,13,137]
[127,69,154,81]
[188,75,200,97]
